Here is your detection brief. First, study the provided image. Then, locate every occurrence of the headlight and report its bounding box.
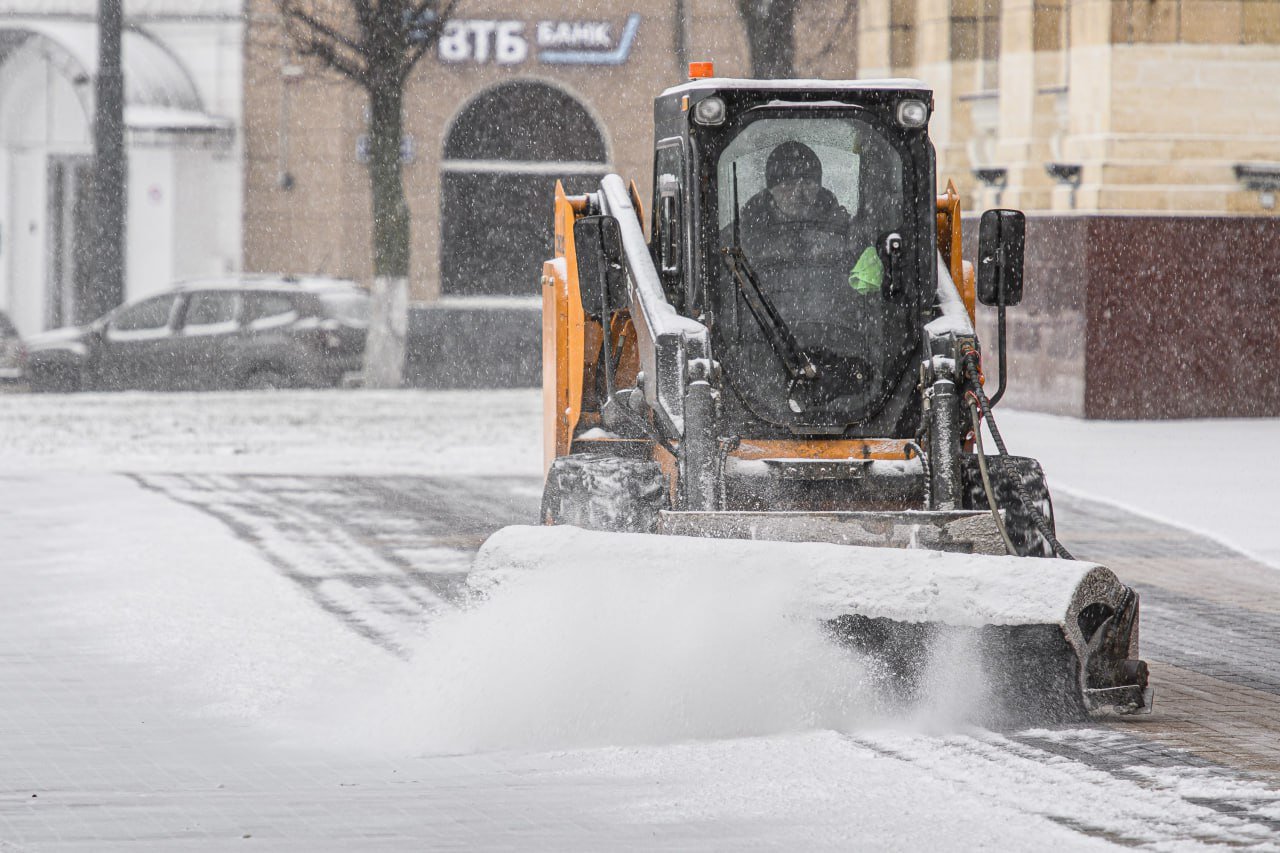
[692,96,726,126]
[896,99,929,128]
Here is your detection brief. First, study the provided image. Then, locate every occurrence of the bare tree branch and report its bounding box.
[273,0,458,302]
[293,29,369,84]
[814,1,857,59]
[352,0,376,45]
[280,2,365,54]
[398,0,458,82]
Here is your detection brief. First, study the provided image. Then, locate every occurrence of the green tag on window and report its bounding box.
[848,246,883,295]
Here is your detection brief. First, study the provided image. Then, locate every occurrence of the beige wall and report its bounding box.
[246,0,683,299]
[856,0,1280,215]
[243,0,861,301]
[244,0,1280,302]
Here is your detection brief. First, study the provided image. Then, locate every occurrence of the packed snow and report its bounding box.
[991,410,1280,571]
[2,388,1279,848]
[0,388,543,476]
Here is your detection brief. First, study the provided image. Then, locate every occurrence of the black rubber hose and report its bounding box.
[971,382,1076,561]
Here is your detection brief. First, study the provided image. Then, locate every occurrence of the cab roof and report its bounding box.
[660,77,930,99]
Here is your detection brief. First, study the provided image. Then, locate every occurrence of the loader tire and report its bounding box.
[542,453,667,534]
[960,454,1057,558]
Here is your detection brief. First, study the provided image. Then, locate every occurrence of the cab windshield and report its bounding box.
[710,115,911,429]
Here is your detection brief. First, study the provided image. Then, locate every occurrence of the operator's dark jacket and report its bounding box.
[735,186,853,262]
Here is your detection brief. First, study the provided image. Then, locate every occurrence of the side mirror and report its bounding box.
[976,209,1026,306]
[573,215,625,319]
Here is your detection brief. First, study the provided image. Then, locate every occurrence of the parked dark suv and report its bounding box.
[25,277,368,392]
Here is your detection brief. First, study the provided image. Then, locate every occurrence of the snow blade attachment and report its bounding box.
[472,525,1152,724]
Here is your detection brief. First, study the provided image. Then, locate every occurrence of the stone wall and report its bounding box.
[971,214,1280,418]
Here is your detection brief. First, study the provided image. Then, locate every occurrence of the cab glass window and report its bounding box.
[716,117,903,239]
[706,116,913,430]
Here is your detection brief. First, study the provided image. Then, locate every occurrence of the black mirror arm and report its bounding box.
[989,301,1008,408]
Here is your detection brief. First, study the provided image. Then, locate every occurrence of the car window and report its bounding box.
[319,292,369,324]
[112,295,177,332]
[243,293,298,330]
[183,292,240,329]
[0,312,17,338]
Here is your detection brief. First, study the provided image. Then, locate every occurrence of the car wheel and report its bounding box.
[242,369,290,391]
[30,365,82,393]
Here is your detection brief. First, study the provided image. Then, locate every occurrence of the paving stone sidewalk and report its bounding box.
[1056,493,1280,775]
[5,473,1280,850]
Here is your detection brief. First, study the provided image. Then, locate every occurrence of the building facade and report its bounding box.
[860,0,1280,417]
[0,0,243,336]
[248,0,1280,414]
[242,0,858,302]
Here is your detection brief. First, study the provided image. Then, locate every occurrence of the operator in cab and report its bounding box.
[737,141,884,297]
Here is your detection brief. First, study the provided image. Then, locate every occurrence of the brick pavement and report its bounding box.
[1056,493,1280,616]
[135,475,1280,780]
[1055,493,1280,777]
[6,473,1279,849]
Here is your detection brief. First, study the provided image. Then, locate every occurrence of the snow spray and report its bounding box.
[315,533,995,755]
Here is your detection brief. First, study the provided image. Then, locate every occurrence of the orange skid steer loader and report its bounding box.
[480,69,1151,722]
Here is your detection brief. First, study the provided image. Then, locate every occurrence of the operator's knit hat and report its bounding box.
[766,141,822,188]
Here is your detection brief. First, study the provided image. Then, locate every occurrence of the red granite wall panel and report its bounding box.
[967,215,1280,419]
[970,216,1089,416]
[1084,217,1280,419]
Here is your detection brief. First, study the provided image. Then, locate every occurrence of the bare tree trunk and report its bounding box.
[362,81,409,388]
[364,275,408,388]
[738,0,802,79]
[278,0,456,391]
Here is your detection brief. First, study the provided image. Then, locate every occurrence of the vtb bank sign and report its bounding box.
[433,13,641,66]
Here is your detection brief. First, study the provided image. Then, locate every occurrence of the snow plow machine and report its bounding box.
[483,68,1152,722]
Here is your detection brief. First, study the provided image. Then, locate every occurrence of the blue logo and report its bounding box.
[539,14,641,66]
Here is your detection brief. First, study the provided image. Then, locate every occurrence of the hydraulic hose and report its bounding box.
[967,399,1018,556]
[971,381,1075,560]
[958,346,1075,561]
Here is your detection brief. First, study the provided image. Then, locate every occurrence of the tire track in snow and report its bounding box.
[131,472,407,654]
[849,729,1280,847]
[130,473,540,656]
[133,470,1280,843]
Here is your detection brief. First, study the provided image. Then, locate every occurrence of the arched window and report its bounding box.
[440,81,609,296]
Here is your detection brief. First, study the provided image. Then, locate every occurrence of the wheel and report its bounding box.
[241,369,290,391]
[542,453,668,533]
[960,454,1058,558]
[29,364,82,393]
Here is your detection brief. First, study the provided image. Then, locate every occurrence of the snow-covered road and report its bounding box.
[2,390,1279,850]
[992,411,1280,571]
